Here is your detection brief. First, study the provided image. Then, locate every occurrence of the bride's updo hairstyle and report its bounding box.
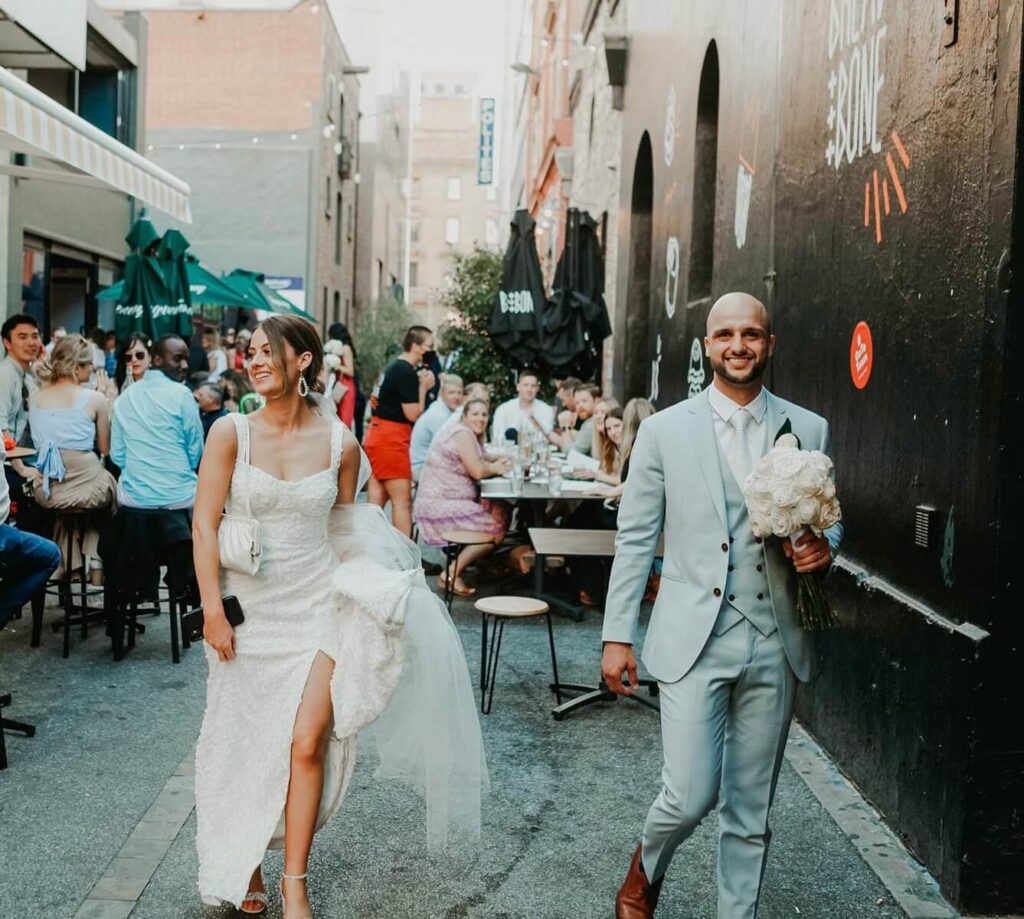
[257,314,325,406]
[35,334,93,385]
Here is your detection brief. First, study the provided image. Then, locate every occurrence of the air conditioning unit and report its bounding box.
[337,136,353,179]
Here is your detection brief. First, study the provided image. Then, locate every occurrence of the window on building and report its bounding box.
[322,287,328,319]
[434,82,445,94]
[687,41,719,305]
[410,221,420,244]
[333,291,341,322]
[335,192,343,264]
[412,177,422,198]
[347,203,354,241]
[446,177,462,201]
[409,262,419,287]
[486,185,498,202]
[326,176,332,218]
[327,75,337,121]
[588,94,596,148]
[376,259,384,299]
[454,82,466,95]
[445,218,460,245]
[485,219,499,246]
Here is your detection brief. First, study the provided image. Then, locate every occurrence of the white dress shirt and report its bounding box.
[707,383,768,485]
[490,397,555,440]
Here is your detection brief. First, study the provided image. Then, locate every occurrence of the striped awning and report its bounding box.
[0,65,191,222]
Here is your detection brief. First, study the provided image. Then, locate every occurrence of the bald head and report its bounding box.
[705,292,771,337]
[703,292,775,392]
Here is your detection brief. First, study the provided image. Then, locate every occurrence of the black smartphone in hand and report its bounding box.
[182,595,245,644]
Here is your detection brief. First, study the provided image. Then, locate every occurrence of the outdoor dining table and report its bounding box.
[480,477,615,619]
[4,447,36,461]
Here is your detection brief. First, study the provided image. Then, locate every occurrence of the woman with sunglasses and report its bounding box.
[115,335,152,393]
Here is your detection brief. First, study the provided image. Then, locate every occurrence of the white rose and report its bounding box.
[771,481,800,508]
[795,464,823,493]
[795,496,819,525]
[817,501,842,530]
[773,451,804,478]
[775,433,800,449]
[769,509,793,537]
[820,479,837,500]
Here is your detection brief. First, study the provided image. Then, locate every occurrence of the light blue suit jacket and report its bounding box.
[601,388,843,684]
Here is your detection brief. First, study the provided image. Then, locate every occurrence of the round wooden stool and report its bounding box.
[473,595,562,715]
[438,528,500,611]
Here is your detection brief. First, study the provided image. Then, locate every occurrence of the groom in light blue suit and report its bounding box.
[603,293,842,919]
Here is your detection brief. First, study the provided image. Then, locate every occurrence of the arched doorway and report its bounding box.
[623,131,654,400]
[687,41,720,306]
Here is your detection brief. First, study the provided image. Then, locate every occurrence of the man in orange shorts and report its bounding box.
[363,325,435,535]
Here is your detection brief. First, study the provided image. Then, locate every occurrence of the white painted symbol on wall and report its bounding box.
[687,339,706,398]
[650,334,663,404]
[664,236,680,318]
[664,85,676,167]
[734,164,753,249]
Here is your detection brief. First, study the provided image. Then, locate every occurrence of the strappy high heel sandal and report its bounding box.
[239,888,268,915]
[240,867,268,914]
[280,872,312,919]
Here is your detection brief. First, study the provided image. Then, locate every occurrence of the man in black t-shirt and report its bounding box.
[363,325,436,535]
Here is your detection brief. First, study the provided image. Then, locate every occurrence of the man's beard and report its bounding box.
[709,352,768,386]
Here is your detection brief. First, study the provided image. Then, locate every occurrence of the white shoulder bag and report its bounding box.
[218,415,262,575]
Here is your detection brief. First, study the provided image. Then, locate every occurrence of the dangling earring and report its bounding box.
[297,374,310,398]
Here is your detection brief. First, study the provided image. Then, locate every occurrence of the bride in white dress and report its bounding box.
[192,315,486,916]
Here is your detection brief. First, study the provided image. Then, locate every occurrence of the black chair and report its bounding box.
[0,691,34,771]
[100,507,197,663]
[45,509,106,658]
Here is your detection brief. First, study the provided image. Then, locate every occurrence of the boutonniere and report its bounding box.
[773,418,801,449]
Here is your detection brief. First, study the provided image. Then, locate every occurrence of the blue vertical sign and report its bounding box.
[478,97,496,185]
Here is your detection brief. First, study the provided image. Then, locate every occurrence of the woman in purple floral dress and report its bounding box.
[414,398,512,596]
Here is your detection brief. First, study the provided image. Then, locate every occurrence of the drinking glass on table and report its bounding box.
[548,460,563,496]
[509,463,524,495]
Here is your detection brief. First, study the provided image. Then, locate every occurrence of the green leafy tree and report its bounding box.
[440,246,518,403]
[353,295,412,391]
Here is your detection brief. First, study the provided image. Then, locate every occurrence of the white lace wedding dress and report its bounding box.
[195,412,486,908]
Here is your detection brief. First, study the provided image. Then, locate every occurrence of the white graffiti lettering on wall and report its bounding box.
[687,339,707,398]
[650,334,663,404]
[664,237,680,318]
[498,290,535,315]
[825,0,887,170]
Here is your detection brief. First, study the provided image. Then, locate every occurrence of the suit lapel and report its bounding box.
[763,390,788,455]
[688,390,727,530]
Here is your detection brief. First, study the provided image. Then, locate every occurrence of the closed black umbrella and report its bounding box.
[543,208,612,376]
[489,209,546,367]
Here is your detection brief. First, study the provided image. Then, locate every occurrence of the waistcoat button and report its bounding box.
[756,564,763,572]
[721,542,728,552]
[713,588,722,597]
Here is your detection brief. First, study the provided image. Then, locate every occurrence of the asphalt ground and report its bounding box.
[1,579,913,918]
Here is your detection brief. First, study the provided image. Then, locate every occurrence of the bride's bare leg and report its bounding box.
[283,651,335,917]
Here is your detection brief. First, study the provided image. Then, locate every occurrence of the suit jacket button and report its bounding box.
[757,593,764,600]
[754,537,763,544]
[729,536,735,544]
[756,564,763,572]
[728,594,736,601]
[721,542,728,552]
[728,565,735,572]
[713,588,722,597]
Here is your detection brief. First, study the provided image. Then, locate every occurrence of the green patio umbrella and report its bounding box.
[98,257,253,309]
[153,228,193,338]
[113,217,173,342]
[225,269,315,320]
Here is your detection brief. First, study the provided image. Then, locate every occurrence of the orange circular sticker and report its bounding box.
[850,321,873,389]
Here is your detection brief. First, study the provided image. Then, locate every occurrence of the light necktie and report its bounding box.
[727,408,754,485]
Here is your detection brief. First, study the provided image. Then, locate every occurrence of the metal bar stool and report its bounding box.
[474,595,562,715]
[438,528,500,612]
[46,509,105,658]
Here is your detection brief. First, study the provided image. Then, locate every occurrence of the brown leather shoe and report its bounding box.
[615,844,663,918]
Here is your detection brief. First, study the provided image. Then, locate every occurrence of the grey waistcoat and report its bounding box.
[712,442,778,637]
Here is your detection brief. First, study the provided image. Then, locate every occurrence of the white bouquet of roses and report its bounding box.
[742,425,842,630]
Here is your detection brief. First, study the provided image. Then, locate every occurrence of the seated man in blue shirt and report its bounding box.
[111,335,204,510]
[410,373,463,478]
